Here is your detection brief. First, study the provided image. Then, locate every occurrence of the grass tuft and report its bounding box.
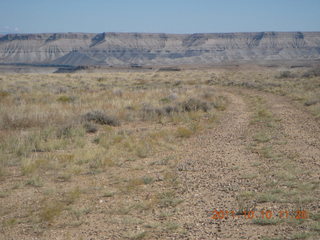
[176,126,193,138]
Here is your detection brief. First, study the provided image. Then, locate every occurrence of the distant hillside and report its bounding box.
[0,32,320,66]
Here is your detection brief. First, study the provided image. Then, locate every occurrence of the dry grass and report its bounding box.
[0,70,226,238]
[1,67,319,239]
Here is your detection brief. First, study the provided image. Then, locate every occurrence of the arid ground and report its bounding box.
[0,66,319,240]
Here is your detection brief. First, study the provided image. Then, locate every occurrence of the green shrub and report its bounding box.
[83,123,98,133]
[57,95,76,103]
[179,98,210,112]
[82,111,120,126]
[301,68,320,78]
[56,125,85,139]
[277,71,296,78]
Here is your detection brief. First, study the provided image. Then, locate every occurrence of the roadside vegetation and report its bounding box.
[239,93,320,239]
[216,67,320,119]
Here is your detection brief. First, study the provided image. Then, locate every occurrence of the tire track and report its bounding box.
[169,90,264,239]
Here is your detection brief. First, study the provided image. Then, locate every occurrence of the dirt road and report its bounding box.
[168,88,320,240]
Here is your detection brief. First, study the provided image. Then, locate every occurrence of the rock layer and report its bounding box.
[0,32,319,66]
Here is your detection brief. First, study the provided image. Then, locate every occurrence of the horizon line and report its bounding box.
[1,30,320,36]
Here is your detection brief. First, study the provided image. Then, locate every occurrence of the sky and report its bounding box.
[1,0,320,34]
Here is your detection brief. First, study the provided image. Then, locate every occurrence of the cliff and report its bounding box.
[0,32,319,66]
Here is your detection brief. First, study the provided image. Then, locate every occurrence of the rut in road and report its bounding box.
[169,89,262,240]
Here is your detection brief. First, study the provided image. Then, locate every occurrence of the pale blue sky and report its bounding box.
[1,0,320,34]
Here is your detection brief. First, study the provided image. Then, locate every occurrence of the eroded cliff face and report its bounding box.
[0,32,319,66]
